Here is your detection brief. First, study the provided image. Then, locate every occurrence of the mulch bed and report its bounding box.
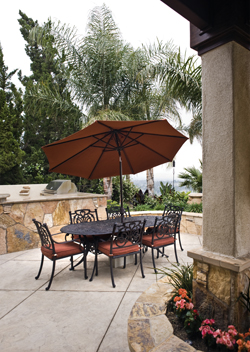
[166,309,207,351]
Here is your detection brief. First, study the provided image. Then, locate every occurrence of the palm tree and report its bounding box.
[178,161,202,193]
[145,42,202,143]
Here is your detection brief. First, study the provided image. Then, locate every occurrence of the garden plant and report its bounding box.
[162,264,250,351]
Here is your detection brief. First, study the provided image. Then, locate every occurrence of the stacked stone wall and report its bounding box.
[0,195,107,254]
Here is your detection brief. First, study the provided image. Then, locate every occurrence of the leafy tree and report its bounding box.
[112,176,139,204]
[27,5,149,195]
[18,10,82,183]
[178,161,202,193]
[0,44,24,184]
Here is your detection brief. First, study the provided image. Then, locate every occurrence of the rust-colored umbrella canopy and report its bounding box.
[42,120,188,179]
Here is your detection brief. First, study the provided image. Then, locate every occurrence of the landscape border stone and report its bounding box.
[127,277,202,352]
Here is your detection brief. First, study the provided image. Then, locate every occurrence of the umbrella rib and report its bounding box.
[48,132,115,171]
[117,129,184,163]
[88,133,116,179]
[97,120,188,140]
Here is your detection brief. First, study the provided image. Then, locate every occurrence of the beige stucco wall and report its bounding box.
[202,41,250,257]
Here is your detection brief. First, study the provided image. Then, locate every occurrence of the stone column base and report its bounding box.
[188,248,250,331]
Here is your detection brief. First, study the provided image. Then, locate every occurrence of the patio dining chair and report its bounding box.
[141,214,180,273]
[33,219,87,291]
[90,219,146,288]
[105,205,131,220]
[105,205,139,266]
[67,208,99,241]
[67,208,109,277]
[163,204,184,251]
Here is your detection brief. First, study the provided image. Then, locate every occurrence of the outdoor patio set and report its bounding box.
[33,204,183,290]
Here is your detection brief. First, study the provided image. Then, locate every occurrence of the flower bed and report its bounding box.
[168,288,250,352]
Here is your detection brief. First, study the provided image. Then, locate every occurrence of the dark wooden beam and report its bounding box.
[161,0,250,54]
[190,0,250,54]
[160,0,210,29]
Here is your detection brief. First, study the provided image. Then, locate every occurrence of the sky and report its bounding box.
[1,0,202,182]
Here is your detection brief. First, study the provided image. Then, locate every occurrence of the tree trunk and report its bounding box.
[146,168,154,197]
[103,177,112,200]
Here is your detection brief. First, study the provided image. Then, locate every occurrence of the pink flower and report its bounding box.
[185,302,194,310]
[215,330,236,350]
[200,325,215,338]
[213,329,222,338]
[201,319,215,326]
[175,299,186,310]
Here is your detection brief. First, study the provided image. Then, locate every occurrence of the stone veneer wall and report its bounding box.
[0,195,107,255]
[189,248,250,332]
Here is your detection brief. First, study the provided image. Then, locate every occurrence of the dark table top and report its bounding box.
[60,215,157,236]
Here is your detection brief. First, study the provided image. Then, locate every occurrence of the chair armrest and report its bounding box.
[64,233,73,241]
[50,232,62,236]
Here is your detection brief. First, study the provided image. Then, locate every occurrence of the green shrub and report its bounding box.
[112,176,139,204]
[77,178,104,194]
[107,199,130,211]
[184,202,203,213]
[156,262,193,299]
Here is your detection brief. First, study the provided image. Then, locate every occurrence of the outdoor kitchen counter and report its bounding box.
[0,184,106,204]
[0,184,107,255]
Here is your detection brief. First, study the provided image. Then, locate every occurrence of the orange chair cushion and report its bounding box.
[169,227,179,234]
[41,241,83,260]
[142,234,176,248]
[98,241,140,257]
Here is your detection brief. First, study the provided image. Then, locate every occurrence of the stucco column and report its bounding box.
[202,41,250,258]
[187,42,250,330]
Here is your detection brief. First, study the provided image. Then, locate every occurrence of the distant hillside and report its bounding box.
[131,179,190,195]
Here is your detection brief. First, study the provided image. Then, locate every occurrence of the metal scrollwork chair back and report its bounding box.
[105,205,131,220]
[92,219,146,288]
[69,208,99,224]
[142,214,180,273]
[32,219,85,291]
[66,208,99,241]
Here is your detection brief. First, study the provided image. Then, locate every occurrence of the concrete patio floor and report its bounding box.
[0,233,202,352]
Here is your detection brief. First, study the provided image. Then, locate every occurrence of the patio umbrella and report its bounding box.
[42,120,188,221]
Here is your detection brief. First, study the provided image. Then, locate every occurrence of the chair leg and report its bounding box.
[46,260,56,291]
[109,257,116,288]
[156,249,159,259]
[139,250,145,278]
[84,248,88,280]
[134,253,137,265]
[89,249,98,282]
[174,241,179,264]
[178,231,184,251]
[70,255,74,271]
[151,248,157,273]
[35,254,44,280]
[94,239,98,276]
[162,247,164,257]
[123,256,126,269]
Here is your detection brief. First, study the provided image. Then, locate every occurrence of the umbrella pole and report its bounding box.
[119,153,124,223]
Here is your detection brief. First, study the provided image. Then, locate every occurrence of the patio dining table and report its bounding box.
[60,215,157,237]
[60,215,157,278]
